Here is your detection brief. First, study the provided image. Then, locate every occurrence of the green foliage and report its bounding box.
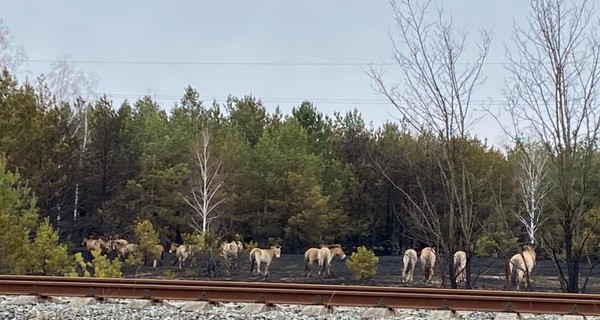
[134,219,161,262]
[163,269,176,279]
[69,253,90,277]
[0,156,39,274]
[89,249,122,278]
[345,246,379,280]
[475,234,519,258]
[17,218,73,275]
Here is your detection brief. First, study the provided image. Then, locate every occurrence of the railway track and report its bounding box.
[0,276,599,316]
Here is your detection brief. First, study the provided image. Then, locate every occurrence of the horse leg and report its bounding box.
[304,260,311,277]
[264,262,269,278]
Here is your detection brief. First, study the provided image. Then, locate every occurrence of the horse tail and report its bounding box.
[504,260,509,288]
[249,250,256,273]
[304,253,310,273]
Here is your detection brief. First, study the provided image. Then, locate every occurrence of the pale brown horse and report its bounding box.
[222,240,243,269]
[420,247,436,284]
[453,250,467,285]
[317,244,346,277]
[109,238,130,258]
[151,244,164,268]
[506,244,537,291]
[82,237,110,253]
[402,248,418,283]
[169,243,196,269]
[304,247,321,277]
[249,245,281,277]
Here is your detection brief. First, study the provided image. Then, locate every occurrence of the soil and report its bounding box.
[120,253,600,293]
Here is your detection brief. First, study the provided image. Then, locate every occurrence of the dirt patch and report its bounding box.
[122,254,600,293]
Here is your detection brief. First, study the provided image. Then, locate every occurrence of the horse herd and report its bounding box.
[401,244,537,291]
[81,236,537,291]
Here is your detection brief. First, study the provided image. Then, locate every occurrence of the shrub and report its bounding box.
[89,249,123,278]
[475,234,518,258]
[345,246,379,280]
[17,218,74,275]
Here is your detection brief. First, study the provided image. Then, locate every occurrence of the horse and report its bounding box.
[506,244,537,291]
[304,247,321,277]
[109,238,130,258]
[151,244,164,268]
[453,250,467,285]
[249,245,281,277]
[420,247,436,284]
[402,248,418,283]
[82,237,110,253]
[169,243,196,269]
[317,244,346,277]
[222,240,242,269]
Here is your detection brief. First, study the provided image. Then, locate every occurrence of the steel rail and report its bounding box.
[0,276,599,316]
[2,275,599,301]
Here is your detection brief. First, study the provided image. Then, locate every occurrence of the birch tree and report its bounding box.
[504,0,600,293]
[514,142,548,244]
[185,128,227,233]
[45,56,99,221]
[368,0,492,288]
[0,18,27,74]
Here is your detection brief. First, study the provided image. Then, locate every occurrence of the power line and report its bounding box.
[27,59,508,67]
[103,93,509,106]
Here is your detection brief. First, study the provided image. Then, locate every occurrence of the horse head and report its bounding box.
[329,244,346,260]
[169,243,180,254]
[270,245,281,258]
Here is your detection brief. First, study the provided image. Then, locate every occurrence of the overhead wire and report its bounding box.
[27,59,509,67]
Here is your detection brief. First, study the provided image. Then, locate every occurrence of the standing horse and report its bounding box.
[454,250,467,285]
[318,244,346,277]
[506,244,537,291]
[109,238,130,258]
[82,237,110,253]
[151,244,164,268]
[304,247,321,277]
[169,243,196,269]
[420,247,436,284]
[249,245,281,277]
[222,241,241,269]
[402,248,418,283]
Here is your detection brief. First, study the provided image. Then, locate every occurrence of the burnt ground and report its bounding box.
[120,252,600,293]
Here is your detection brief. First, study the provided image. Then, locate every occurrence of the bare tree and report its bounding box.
[514,141,549,244]
[368,0,492,288]
[185,128,227,233]
[503,0,600,293]
[44,56,99,221]
[0,18,27,74]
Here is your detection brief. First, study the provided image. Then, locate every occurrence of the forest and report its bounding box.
[2,0,600,293]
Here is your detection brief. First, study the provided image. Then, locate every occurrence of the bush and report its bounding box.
[475,234,518,258]
[345,246,379,280]
[88,249,123,278]
[17,218,74,276]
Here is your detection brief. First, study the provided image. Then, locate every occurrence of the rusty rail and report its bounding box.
[0,276,599,315]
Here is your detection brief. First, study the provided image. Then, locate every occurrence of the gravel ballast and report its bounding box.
[0,295,589,320]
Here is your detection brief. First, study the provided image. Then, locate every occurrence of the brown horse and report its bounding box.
[249,245,281,277]
[317,244,346,277]
[222,240,243,269]
[506,244,537,291]
[453,250,467,285]
[304,247,321,277]
[169,243,196,269]
[82,237,110,253]
[109,238,130,258]
[420,247,436,284]
[151,244,164,268]
[402,248,418,283]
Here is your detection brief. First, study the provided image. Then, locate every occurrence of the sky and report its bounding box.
[2,1,533,147]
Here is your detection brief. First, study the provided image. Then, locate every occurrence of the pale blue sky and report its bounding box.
[3,1,532,147]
